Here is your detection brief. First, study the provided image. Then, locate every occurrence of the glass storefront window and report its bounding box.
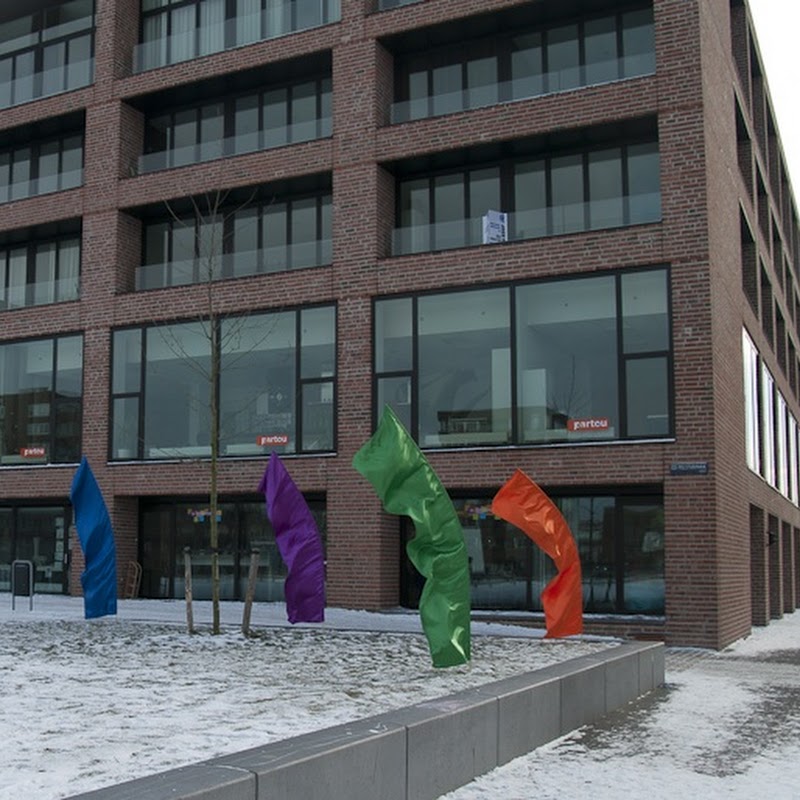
[0,506,70,594]
[401,492,664,617]
[139,497,326,601]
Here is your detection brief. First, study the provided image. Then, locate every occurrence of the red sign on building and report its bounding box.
[256,434,289,446]
[20,446,46,458]
[567,417,610,432]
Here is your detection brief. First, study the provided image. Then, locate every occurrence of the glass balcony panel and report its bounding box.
[390,46,656,124]
[0,276,79,311]
[135,241,331,290]
[134,0,341,73]
[137,113,331,174]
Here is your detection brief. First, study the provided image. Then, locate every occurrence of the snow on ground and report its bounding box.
[2,597,799,800]
[445,611,800,800]
[0,596,612,800]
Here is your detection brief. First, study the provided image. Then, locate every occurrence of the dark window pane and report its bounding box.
[418,288,510,447]
[584,16,619,84]
[625,357,669,437]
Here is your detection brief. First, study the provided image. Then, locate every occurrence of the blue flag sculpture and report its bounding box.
[70,457,118,619]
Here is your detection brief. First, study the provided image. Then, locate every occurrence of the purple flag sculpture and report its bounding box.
[258,452,326,623]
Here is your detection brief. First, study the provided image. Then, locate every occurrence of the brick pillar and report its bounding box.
[324,32,401,609]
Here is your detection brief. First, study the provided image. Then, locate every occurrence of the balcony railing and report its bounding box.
[133,0,341,73]
[390,56,656,124]
[391,194,661,256]
[135,240,332,290]
[0,276,80,311]
[0,57,94,110]
[137,117,332,174]
[0,168,83,205]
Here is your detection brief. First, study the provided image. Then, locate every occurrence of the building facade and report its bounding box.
[0,0,797,648]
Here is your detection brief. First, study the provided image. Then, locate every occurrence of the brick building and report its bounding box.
[0,0,798,648]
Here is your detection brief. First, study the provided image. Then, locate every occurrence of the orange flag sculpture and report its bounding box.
[491,469,583,637]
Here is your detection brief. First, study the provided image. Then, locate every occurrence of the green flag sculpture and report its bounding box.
[353,406,471,667]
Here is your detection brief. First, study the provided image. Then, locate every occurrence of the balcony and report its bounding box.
[391,194,661,256]
[0,57,94,110]
[0,168,83,205]
[390,57,656,125]
[135,240,333,290]
[137,116,332,174]
[0,276,80,311]
[133,0,341,74]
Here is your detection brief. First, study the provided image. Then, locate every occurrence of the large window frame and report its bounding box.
[0,334,83,466]
[0,0,95,109]
[374,267,673,449]
[110,304,336,461]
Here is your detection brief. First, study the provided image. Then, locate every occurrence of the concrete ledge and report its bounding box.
[68,641,664,800]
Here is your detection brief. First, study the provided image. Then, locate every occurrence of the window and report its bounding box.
[140,76,332,172]
[394,138,661,255]
[139,496,326,600]
[401,491,664,616]
[0,132,83,204]
[761,363,776,486]
[0,1,94,109]
[111,305,336,460]
[0,234,80,310]
[136,0,341,72]
[138,188,331,289]
[392,7,655,122]
[0,335,83,465]
[0,505,71,594]
[374,267,672,448]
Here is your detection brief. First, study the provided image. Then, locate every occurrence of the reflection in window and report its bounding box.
[374,268,671,448]
[111,305,336,460]
[0,335,83,465]
[401,493,664,616]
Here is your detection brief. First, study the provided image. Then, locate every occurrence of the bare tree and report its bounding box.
[151,188,279,634]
